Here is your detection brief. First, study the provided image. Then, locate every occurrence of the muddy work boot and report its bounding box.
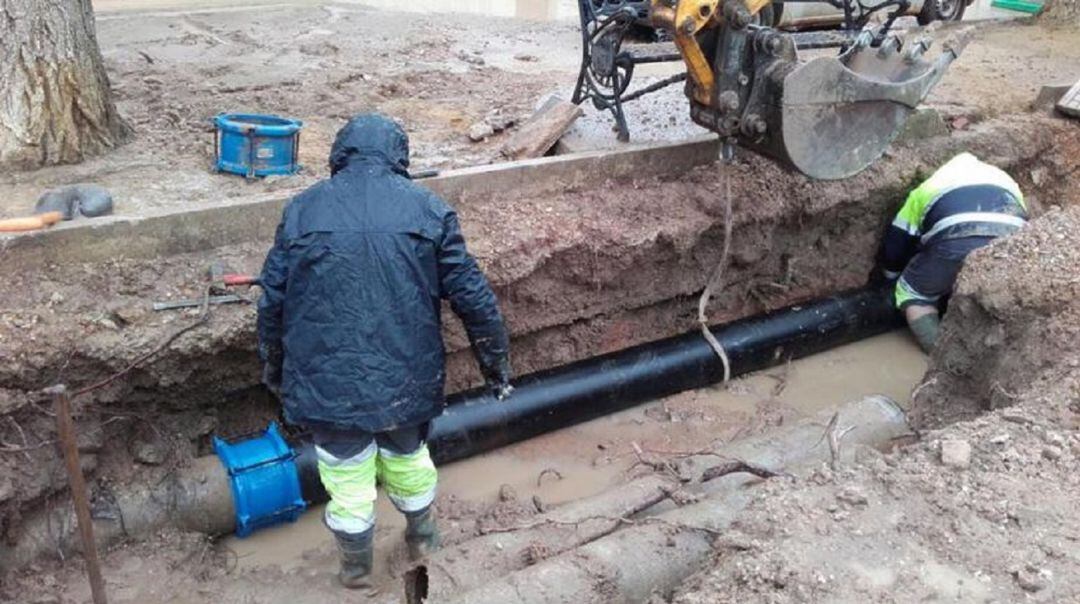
[404,507,441,561]
[909,313,941,353]
[334,529,375,590]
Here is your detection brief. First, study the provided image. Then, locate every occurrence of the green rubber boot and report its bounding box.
[334,529,375,590]
[404,507,441,561]
[909,313,941,353]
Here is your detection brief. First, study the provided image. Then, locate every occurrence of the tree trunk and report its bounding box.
[0,0,129,169]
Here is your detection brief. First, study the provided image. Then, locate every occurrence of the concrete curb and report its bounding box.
[2,137,720,270]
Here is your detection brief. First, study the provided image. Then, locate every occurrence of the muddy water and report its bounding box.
[223,331,926,584]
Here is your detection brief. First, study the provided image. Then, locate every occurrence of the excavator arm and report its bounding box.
[653,0,971,178]
[572,0,971,179]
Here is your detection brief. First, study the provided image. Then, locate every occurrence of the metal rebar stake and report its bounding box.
[47,385,108,604]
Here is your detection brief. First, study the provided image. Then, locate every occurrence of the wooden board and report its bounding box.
[500,99,584,160]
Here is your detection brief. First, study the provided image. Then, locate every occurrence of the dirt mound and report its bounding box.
[912,205,1080,429]
[669,207,1080,603]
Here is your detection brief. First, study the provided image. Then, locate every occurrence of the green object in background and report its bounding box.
[990,0,1044,14]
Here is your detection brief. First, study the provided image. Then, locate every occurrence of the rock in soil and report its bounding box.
[1014,565,1052,593]
[670,207,1080,604]
[498,484,518,502]
[131,438,168,466]
[939,439,972,468]
[468,122,496,141]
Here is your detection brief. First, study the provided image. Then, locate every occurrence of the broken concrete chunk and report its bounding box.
[484,110,516,133]
[835,486,869,506]
[456,51,485,66]
[1031,83,1073,112]
[940,439,972,468]
[1014,565,1052,593]
[468,122,496,142]
[1041,445,1063,461]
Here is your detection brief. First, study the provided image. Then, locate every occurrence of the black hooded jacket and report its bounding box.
[257,114,510,432]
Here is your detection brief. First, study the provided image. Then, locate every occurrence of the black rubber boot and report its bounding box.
[404,507,441,561]
[909,313,941,353]
[333,529,375,590]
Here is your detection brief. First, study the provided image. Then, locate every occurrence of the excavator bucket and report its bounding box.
[774,30,972,179]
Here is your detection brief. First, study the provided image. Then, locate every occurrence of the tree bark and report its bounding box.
[0,0,129,169]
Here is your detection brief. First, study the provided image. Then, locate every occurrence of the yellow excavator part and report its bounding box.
[651,0,971,179]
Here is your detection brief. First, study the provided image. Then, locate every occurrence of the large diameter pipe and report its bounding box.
[429,284,901,464]
[436,396,910,604]
[295,284,899,504]
[405,474,677,604]
[0,456,235,571]
[1,286,899,570]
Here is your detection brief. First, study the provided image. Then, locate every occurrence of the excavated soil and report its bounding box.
[3,2,1080,601]
[668,208,1080,604]
[2,331,929,602]
[3,115,1077,555]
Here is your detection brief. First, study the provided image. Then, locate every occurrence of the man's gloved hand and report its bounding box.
[481,357,513,401]
[259,343,284,396]
[262,362,283,395]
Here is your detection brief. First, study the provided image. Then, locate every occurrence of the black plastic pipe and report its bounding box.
[295,284,901,499]
[5,286,902,567]
[429,284,901,464]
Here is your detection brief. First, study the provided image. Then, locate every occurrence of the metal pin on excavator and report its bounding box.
[573,0,973,179]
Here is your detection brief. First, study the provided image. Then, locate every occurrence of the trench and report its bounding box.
[2,115,1077,600]
[153,332,930,602]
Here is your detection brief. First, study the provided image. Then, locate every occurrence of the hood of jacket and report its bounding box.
[329,113,410,177]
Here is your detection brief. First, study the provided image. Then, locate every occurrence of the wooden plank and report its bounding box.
[500,99,584,160]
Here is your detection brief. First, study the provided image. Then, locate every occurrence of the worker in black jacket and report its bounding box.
[257,114,512,589]
[880,152,1026,352]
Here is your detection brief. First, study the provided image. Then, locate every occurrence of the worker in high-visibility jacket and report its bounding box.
[881,152,1026,352]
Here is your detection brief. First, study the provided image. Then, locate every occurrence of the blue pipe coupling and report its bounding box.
[213,422,306,537]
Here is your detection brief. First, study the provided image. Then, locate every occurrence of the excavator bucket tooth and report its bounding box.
[775,29,972,180]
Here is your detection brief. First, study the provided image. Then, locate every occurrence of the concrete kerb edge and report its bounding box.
[2,137,720,269]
